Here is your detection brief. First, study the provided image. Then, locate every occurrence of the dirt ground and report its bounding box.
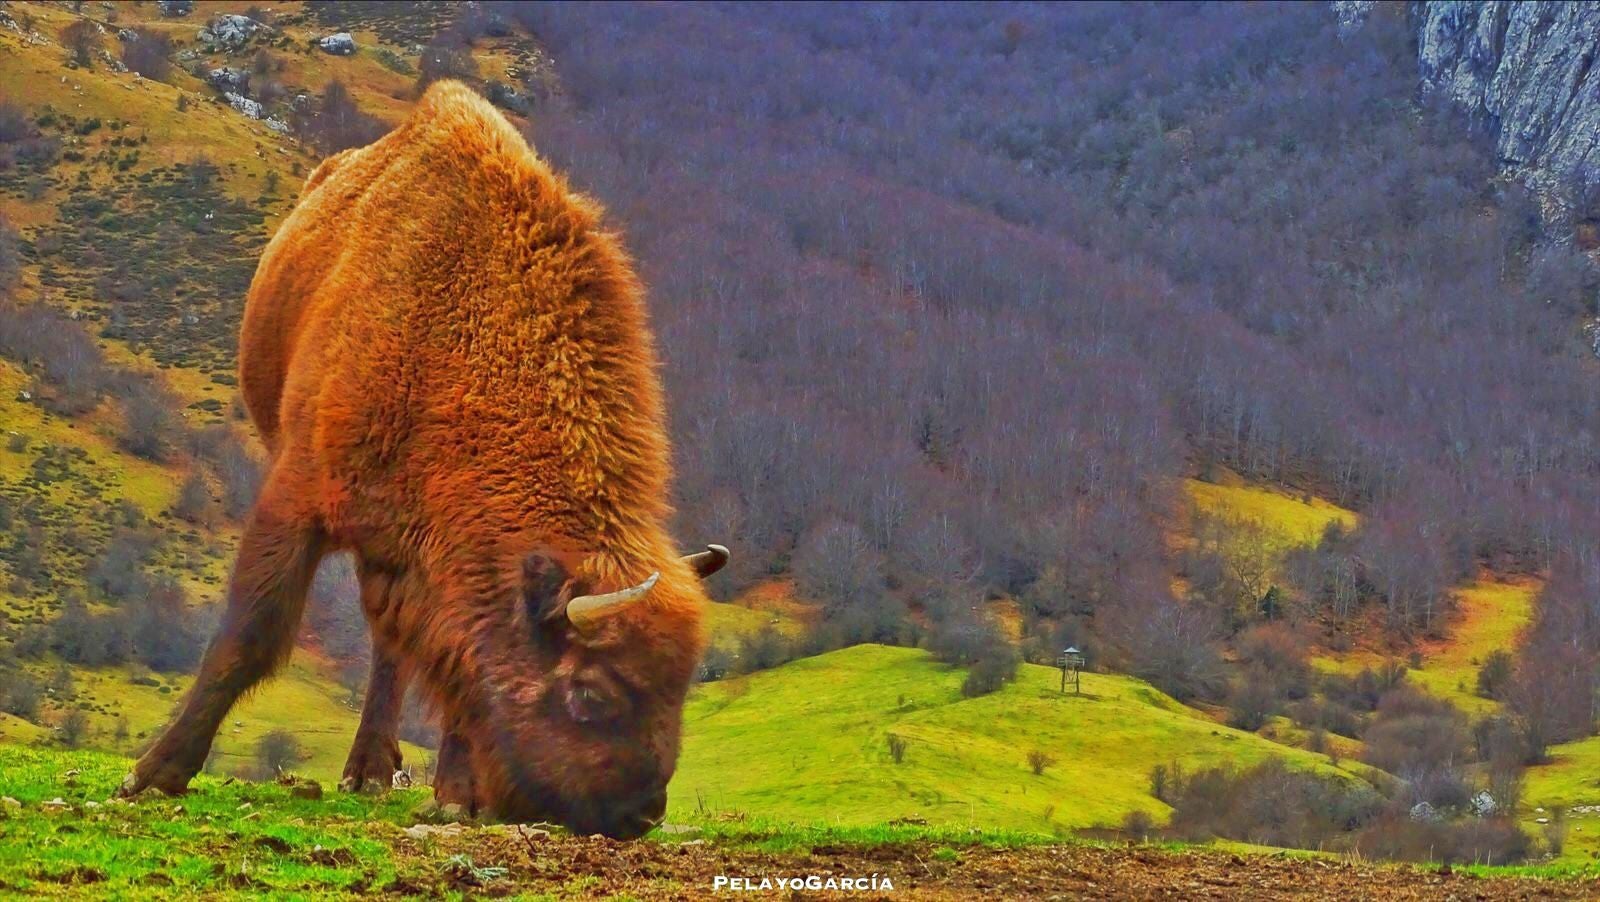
[395,828,1600,900]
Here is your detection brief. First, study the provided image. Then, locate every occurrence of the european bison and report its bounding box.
[119,81,727,839]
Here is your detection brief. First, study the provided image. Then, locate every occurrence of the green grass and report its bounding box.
[1406,581,1533,712]
[1184,476,1357,548]
[678,816,1053,854]
[669,645,1364,834]
[1521,735,1600,866]
[0,744,422,896]
[0,744,1050,896]
[703,598,805,644]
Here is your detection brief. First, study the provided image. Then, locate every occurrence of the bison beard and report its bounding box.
[116,82,728,839]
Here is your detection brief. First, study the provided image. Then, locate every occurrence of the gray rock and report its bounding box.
[318,32,357,55]
[224,92,263,120]
[1412,2,1600,221]
[206,67,249,94]
[1409,801,1440,822]
[1331,1,1375,38]
[1470,790,1498,817]
[158,0,194,17]
[198,14,261,51]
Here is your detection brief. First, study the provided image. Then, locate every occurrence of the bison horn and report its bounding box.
[682,544,730,578]
[566,571,660,631]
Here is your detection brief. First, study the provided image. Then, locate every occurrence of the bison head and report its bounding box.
[457,543,728,838]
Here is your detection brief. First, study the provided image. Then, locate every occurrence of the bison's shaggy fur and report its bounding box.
[122,82,714,838]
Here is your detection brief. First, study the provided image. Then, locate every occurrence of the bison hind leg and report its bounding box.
[340,568,408,793]
[338,644,406,793]
[429,729,477,818]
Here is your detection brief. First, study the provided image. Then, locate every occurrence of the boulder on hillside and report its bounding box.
[224,92,263,120]
[198,14,260,51]
[158,0,194,17]
[317,32,357,55]
[1470,791,1498,818]
[206,67,249,94]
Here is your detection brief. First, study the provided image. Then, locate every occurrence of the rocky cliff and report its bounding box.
[1338,2,1600,225]
[1337,1,1600,225]
[1416,3,1599,203]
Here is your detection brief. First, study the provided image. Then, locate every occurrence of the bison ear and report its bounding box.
[522,551,573,626]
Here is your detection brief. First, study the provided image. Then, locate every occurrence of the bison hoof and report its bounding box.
[338,773,394,795]
[115,766,190,799]
[340,740,403,794]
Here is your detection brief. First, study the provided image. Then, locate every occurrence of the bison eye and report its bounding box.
[565,680,625,724]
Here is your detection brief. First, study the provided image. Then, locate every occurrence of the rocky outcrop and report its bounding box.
[318,33,357,56]
[1411,3,1600,219]
[224,92,263,120]
[206,67,250,94]
[198,14,262,52]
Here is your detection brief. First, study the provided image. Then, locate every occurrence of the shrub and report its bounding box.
[735,624,796,673]
[1149,763,1179,803]
[87,528,159,601]
[62,20,101,68]
[696,644,735,682]
[1236,624,1310,699]
[172,469,213,524]
[1359,686,1469,780]
[961,644,1019,697]
[0,216,18,298]
[1,671,42,718]
[255,729,304,776]
[291,80,386,155]
[886,733,907,764]
[1122,809,1155,842]
[416,38,478,92]
[1163,759,1383,849]
[927,612,1019,697]
[1475,650,1514,700]
[121,27,174,80]
[1027,749,1056,776]
[1225,676,1282,732]
[1349,815,1531,866]
[59,709,90,748]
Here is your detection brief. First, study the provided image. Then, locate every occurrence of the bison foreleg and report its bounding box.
[118,465,323,797]
[339,639,407,793]
[431,729,478,816]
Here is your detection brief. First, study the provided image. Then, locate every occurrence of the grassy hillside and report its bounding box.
[670,645,1363,834]
[57,654,432,783]
[1312,579,1535,714]
[1183,474,1357,548]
